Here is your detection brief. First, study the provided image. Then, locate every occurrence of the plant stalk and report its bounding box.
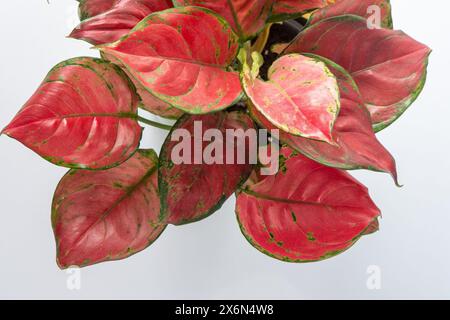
[137,116,173,131]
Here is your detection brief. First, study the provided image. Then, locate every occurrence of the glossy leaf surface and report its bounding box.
[242,53,340,143]
[159,111,256,225]
[2,57,141,169]
[249,55,398,182]
[100,7,242,114]
[174,0,273,40]
[72,0,173,45]
[236,147,380,262]
[53,149,165,268]
[309,0,393,28]
[285,15,431,131]
[102,51,183,119]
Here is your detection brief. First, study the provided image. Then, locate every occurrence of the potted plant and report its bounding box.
[2,0,430,268]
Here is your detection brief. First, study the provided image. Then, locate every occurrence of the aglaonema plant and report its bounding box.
[2,0,430,268]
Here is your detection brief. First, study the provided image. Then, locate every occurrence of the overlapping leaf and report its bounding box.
[136,85,184,119]
[102,52,183,119]
[2,57,141,169]
[271,0,330,22]
[53,149,165,268]
[242,53,340,143]
[71,0,173,45]
[309,0,393,28]
[285,15,431,131]
[99,7,242,114]
[249,55,398,183]
[78,0,119,20]
[236,147,380,262]
[174,0,273,40]
[159,111,256,225]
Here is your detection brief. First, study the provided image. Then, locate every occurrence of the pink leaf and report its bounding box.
[271,0,329,21]
[72,0,173,45]
[285,15,431,131]
[53,149,165,268]
[242,53,340,143]
[309,0,393,28]
[102,51,184,119]
[2,57,141,169]
[236,147,380,262]
[249,54,398,183]
[174,0,273,40]
[99,7,243,114]
[159,111,256,225]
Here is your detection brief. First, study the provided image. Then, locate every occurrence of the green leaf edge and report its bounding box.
[286,14,430,132]
[303,0,394,29]
[52,149,166,269]
[158,111,255,225]
[235,190,381,263]
[97,6,244,115]
[240,53,341,143]
[1,57,143,171]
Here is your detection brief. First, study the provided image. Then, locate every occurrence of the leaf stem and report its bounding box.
[137,116,173,131]
[252,24,272,54]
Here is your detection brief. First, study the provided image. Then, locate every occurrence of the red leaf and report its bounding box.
[102,51,183,119]
[309,0,393,28]
[100,7,242,114]
[285,15,431,131]
[53,149,164,268]
[249,55,398,183]
[271,0,329,21]
[78,0,119,20]
[242,53,340,143]
[2,57,141,170]
[174,0,273,40]
[159,111,256,225]
[71,0,173,45]
[137,86,184,119]
[236,147,380,262]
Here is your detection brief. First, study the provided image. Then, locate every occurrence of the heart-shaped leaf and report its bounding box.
[249,54,398,183]
[173,0,273,40]
[159,110,256,225]
[309,0,393,29]
[236,147,380,262]
[241,53,340,143]
[271,0,329,22]
[285,15,431,131]
[2,57,142,170]
[71,0,173,45]
[99,6,242,114]
[52,149,165,269]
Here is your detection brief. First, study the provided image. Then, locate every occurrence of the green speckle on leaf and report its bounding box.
[307,232,316,242]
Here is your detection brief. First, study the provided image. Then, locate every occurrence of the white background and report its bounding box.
[0,0,449,299]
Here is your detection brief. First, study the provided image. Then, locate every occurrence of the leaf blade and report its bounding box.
[52,149,165,268]
[285,15,431,130]
[174,0,273,40]
[72,0,173,45]
[242,53,340,143]
[249,54,398,183]
[2,57,142,170]
[99,6,243,114]
[236,147,380,262]
[159,110,256,225]
[309,0,393,29]
[271,0,330,22]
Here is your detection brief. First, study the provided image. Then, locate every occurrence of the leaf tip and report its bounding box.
[390,167,402,188]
